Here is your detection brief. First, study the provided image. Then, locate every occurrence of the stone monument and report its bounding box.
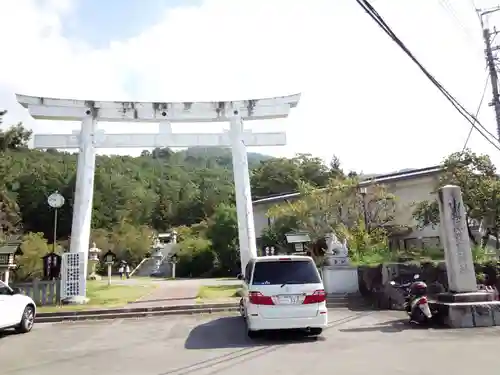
[435,185,500,328]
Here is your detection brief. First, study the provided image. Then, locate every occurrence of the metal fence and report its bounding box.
[13,279,61,306]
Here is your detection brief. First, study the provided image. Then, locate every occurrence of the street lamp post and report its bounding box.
[47,191,65,252]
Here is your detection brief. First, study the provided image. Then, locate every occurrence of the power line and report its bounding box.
[470,0,482,23]
[438,0,482,53]
[355,0,500,152]
[462,72,490,151]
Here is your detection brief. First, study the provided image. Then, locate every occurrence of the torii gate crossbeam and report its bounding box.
[16,93,301,303]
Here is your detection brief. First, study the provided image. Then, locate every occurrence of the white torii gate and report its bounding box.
[16,93,300,302]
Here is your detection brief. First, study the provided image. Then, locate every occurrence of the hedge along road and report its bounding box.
[2,309,500,375]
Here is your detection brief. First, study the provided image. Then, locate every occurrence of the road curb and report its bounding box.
[36,303,240,323]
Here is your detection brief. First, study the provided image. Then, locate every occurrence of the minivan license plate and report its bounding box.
[278,295,299,304]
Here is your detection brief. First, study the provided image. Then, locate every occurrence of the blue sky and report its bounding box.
[59,0,201,48]
[3,0,500,173]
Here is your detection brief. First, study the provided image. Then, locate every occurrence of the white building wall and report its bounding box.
[253,203,273,238]
[252,173,442,241]
[388,175,441,239]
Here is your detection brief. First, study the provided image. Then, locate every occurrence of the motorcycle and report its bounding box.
[390,274,434,325]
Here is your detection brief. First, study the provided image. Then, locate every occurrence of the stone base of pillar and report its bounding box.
[437,291,494,303]
[432,292,500,328]
[62,296,90,305]
[322,265,359,294]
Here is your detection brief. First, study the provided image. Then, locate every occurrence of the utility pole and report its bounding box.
[479,6,500,139]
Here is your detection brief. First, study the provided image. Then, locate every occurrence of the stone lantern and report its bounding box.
[103,250,117,265]
[102,250,117,285]
[0,240,23,285]
[42,252,62,280]
[168,253,178,279]
[88,242,101,280]
[151,245,164,274]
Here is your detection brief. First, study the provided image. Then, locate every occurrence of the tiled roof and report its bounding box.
[0,244,21,255]
[252,165,442,206]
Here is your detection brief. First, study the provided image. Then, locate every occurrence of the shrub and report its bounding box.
[337,220,393,265]
[176,237,216,278]
[14,232,49,281]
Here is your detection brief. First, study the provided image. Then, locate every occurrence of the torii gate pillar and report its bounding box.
[229,110,257,273]
[70,115,97,283]
[16,94,301,301]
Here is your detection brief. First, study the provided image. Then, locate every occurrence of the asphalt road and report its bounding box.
[1,309,499,375]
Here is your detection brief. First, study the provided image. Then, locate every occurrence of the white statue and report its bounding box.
[325,233,348,256]
[324,232,350,265]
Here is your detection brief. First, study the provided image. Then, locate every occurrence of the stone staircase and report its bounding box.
[326,293,365,309]
[132,258,157,277]
[132,244,175,278]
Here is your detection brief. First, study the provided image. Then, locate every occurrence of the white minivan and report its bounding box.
[239,255,328,338]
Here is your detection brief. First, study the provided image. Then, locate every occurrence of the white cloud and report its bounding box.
[1,0,500,173]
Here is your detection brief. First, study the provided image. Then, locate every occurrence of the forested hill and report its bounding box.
[140,147,273,169]
[0,120,343,243]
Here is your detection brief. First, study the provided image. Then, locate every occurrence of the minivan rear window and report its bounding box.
[251,260,321,285]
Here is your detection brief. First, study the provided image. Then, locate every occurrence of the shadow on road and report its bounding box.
[339,318,438,333]
[344,303,377,312]
[0,329,17,340]
[184,316,323,350]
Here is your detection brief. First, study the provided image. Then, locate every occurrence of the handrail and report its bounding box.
[129,258,149,277]
[130,254,167,277]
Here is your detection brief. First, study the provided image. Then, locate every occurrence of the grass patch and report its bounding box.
[37,279,157,313]
[196,284,242,301]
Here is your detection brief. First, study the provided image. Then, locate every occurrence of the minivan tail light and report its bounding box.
[249,291,274,305]
[303,289,326,304]
[278,258,291,261]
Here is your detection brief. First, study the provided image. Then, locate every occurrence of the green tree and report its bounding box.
[268,177,396,239]
[0,115,32,151]
[412,150,500,246]
[0,116,359,276]
[206,204,240,275]
[250,153,342,198]
[176,237,215,277]
[266,177,396,263]
[14,232,50,281]
[106,223,154,267]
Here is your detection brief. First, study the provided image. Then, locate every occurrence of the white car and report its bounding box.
[0,280,36,334]
[239,255,328,338]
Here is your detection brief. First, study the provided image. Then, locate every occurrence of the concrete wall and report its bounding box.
[386,175,440,239]
[254,203,273,239]
[322,266,359,294]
